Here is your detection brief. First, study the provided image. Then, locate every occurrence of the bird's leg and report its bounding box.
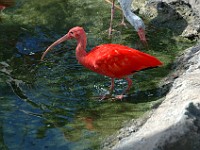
[108,0,115,38]
[105,0,123,37]
[116,77,132,100]
[119,14,127,28]
[109,78,115,95]
[100,78,115,100]
[105,0,122,11]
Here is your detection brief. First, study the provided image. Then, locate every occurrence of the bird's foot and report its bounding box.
[115,94,124,100]
[118,22,127,28]
[108,27,112,37]
[99,94,112,101]
[108,27,118,38]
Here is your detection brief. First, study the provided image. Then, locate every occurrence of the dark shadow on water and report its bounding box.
[124,82,171,104]
[148,1,188,36]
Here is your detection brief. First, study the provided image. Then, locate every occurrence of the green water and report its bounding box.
[0,0,196,149]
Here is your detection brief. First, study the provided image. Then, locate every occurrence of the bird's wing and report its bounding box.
[87,44,162,78]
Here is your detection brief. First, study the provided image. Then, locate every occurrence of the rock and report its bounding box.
[133,0,200,38]
[101,44,200,150]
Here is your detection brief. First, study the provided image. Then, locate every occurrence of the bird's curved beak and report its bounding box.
[41,34,71,61]
[137,28,148,47]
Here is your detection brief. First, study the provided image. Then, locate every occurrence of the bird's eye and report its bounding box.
[70,31,74,34]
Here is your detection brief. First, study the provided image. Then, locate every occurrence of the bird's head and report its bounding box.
[137,27,148,47]
[41,26,85,61]
[67,26,85,39]
[129,15,148,47]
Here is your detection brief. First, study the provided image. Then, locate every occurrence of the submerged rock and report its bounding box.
[15,27,51,55]
[102,44,200,150]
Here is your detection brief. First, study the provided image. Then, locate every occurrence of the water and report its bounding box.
[0,53,161,150]
[0,0,194,149]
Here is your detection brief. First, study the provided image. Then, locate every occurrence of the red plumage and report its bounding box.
[41,26,162,100]
[85,44,162,78]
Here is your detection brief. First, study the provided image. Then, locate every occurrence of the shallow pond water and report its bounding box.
[0,0,196,149]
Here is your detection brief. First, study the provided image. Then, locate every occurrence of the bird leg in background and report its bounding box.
[105,0,122,11]
[108,0,115,38]
[115,77,132,99]
[105,1,126,27]
[119,13,127,28]
[106,0,127,37]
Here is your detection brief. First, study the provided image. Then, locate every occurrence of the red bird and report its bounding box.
[41,26,162,100]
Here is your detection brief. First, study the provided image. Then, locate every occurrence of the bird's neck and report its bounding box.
[118,0,132,12]
[76,33,87,64]
[118,0,143,31]
[118,0,138,19]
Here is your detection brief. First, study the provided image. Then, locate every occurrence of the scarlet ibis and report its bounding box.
[41,27,162,100]
[105,0,148,46]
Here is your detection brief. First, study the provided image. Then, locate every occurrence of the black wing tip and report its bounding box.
[132,66,161,73]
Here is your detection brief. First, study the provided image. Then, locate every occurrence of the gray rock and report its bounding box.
[102,44,200,150]
[133,0,200,38]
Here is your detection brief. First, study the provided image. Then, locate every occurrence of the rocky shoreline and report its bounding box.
[101,0,200,149]
[102,43,200,150]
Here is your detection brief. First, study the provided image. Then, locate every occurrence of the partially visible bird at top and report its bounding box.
[41,26,162,100]
[0,0,15,12]
[0,5,6,12]
[105,0,148,46]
